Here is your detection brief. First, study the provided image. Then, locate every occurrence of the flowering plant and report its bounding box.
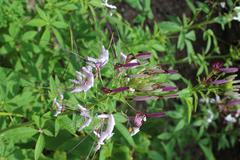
[0,0,240,160]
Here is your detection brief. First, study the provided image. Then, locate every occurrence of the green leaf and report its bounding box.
[62,4,78,11]
[52,28,64,47]
[0,127,38,142]
[115,123,135,147]
[40,28,51,46]
[177,32,185,50]
[185,30,196,41]
[199,143,215,160]
[174,119,185,132]
[99,142,113,160]
[43,129,54,137]
[9,23,20,37]
[114,113,127,123]
[36,6,48,20]
[22,31,38,41]
[55,116,75,135]
[166,111,182,119]
[89,0,103,7]
[52,21,68,29]
[135,133,150,153]
[152,44,165,52]
[185,97,193,123]
[158,21,181,33]
[53,150,67,160]
[27,19,47,27]
[157,132,172,140]
[35,134,45,160]
[185,0,196,14]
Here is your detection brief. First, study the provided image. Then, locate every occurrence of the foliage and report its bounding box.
[0,0,240,160]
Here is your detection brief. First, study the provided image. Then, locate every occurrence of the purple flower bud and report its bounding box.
[226,99,240,107]
[135,52,151,59]
[133,113,146,127]
[162,86,177,92]
[164,69,178,74]
[133,96,159,101]
[122,62,140,68]
[111,87,129,93]
[211,79,228,85]
[219,67,239,73]
[87,46,109,69]
[102,87,129,94]
[146,112,165,118]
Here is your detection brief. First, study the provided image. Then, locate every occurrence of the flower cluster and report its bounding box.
[200,62,240,124]
[52,47,179,151]
[52,45,112,150]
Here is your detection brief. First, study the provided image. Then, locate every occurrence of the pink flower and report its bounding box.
[219,68,239,73]
[87,46,109,69]
[129,113,146,136]
[71,66,94,93]
[78,105,92,131]
[95,114,115,151]
[135,52,151,59]
[212,62,239,73]
[162,86,177,92]
[226,99,240,107]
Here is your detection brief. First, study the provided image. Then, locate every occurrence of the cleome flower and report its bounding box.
[128,112,165,136]
[71,66,94,93]
[212,62,239,73]
[87,46,109,70]
[129,113,146,136]
[95,114,115,151]
[53,94,64,117]
[78,104,92,131]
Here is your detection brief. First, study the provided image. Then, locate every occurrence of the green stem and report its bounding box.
[0,112,24,117]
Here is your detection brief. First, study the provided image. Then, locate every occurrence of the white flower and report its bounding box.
[95,114,115,151]
[102,0,117,9]
[78,104,92,131]
[120,52,127,63]
[233,6,240,22]
[71,66,94,93]
[87,46,109,69]
[120,52,138,64]
[206,109,214,124]
[130,127,140,136]
[53,94,64,117]
[225,114,237,123]
[220,2,226,8]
